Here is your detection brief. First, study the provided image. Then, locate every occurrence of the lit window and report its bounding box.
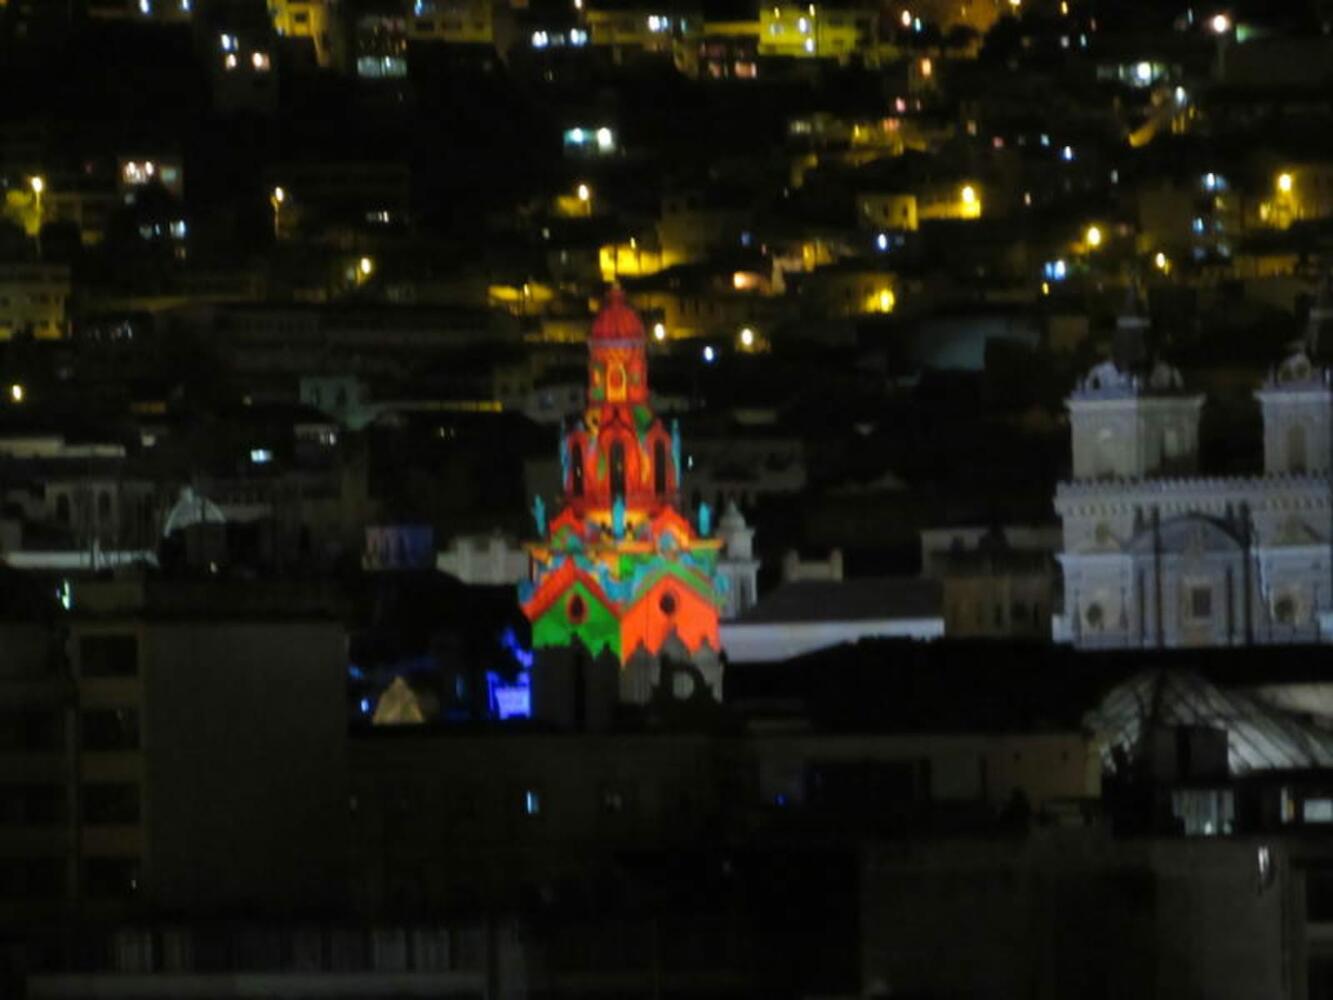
[523,789,542,816]
[220,33,237,52]
[251,51,271,71]
[250,448,273,464]
[224,53,238,70]
[1304,798,1333,823]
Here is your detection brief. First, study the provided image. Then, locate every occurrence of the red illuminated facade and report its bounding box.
[519,290,726,709]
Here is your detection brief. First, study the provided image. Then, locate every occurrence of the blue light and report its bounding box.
[1043,259,1068,281]
[775,793,788,806]
[1061,145,1075,162]
[500,626,534,669]
[876,232,889,251]
[703,345,716,363]
[359,698,372,715]
[524,790,541,815]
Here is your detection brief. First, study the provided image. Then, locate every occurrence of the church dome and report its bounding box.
[590,287,645,342]
[719,500,747,533]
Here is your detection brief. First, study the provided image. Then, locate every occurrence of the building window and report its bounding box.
[1288,423,1308,474]
[0,710,63,751]
[653,439,668,497]
[571,442,584,497]
[80,635,138,677]
[1189,586,1212,621]
[0,784,66,826]
[81,709,140,751]
[83,857,140,898]
[522,789,541,816]
[609,441,626,501]
[82,783,141,826]
[567,593,587,625]
[0,858,64,899]
[1275,593,1299,625]
[1305,798,1333,823]
[1096,427,1117,476]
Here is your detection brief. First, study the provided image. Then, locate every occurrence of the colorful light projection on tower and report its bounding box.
[519,289,726,665]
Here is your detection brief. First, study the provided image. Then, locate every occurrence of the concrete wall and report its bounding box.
[142,621,348,910]
[862,834,1289,999]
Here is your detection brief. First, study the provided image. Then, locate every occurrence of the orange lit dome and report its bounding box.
[590,287,645,342]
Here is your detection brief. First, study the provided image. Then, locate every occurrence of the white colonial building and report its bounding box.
[1054,305,1333,648]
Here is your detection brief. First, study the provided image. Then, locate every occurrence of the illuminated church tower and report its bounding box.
[519,290,727,725]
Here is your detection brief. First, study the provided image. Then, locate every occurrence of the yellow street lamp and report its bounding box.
[270,185,285,240]
[1278,172,1294,194]
[1085,224,1103,248]
[358,256,374,277]
[29,176,44,256]
[1154,251,1168,271]
[9,384,23,403]
[739,327,755,348]
[577,183,590,202]
[653,322,667,342]
[960,184,977,205]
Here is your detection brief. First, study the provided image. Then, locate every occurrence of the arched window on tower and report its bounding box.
[1288,423,1308,474]
[653,440,667,498]
[610,441,627,501]
[571,443,584,497]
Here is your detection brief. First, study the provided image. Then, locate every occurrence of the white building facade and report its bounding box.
[1055,317,1333,648]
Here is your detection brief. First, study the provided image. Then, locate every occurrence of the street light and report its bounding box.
[653,322,667,342]
[358,256,374,277]
[9,384,23,404]
[739,327,755,348]
[1210,12,1230,33]
[577,183,590,202]
[1278,172,1294,194]
[1154,251,1168,271]
[960,184,977,205]
[1085,224,1103,248]
[270,185,285,241]
[29,176,44,256]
